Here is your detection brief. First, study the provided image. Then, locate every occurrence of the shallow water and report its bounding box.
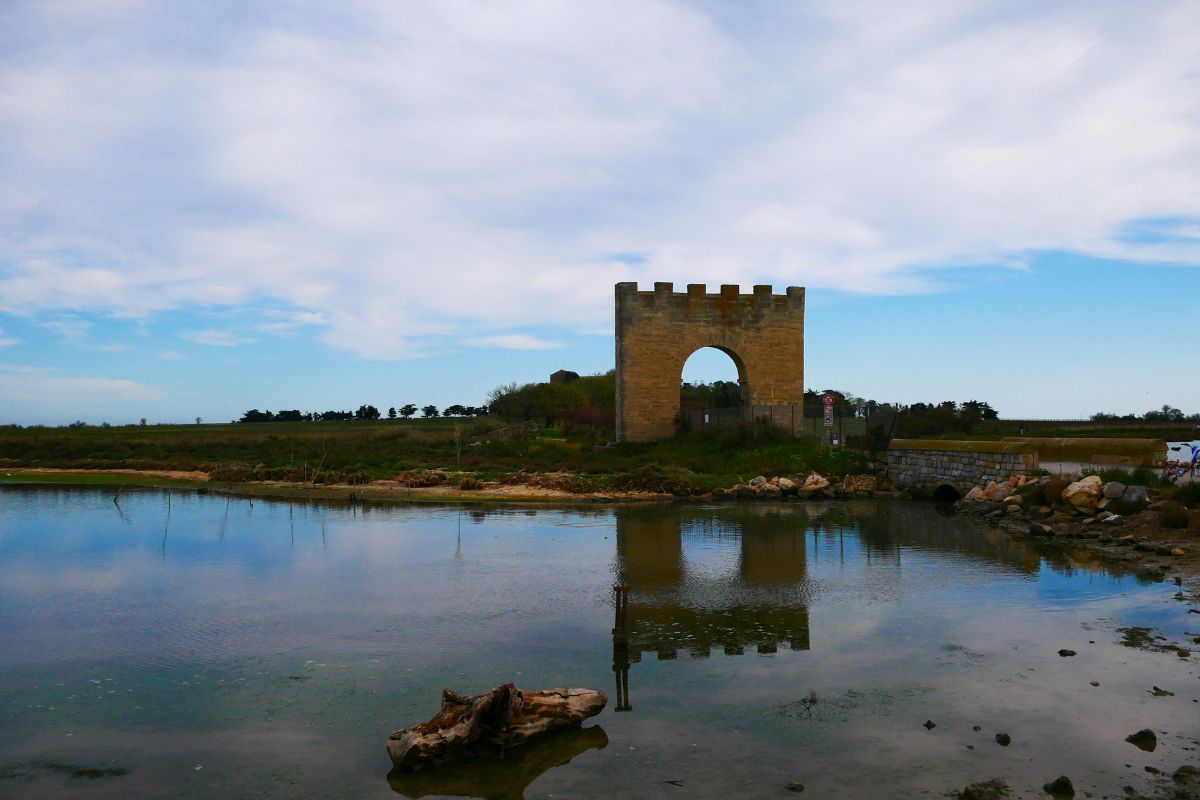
[0,489,1196,799]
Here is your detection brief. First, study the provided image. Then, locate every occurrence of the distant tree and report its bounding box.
[239,409,274,423]
[444,404,467,417]
[422,404,439,418]
[275,409,304,422]
[354,404,381,421]
[400,404,417,420]
[1144,404,1184,422]
[388,406,397,419]
[68,420,88,428]
[195,417,202,425]
[140,417,147,426]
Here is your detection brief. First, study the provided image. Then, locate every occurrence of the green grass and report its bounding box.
[0,418,871,494]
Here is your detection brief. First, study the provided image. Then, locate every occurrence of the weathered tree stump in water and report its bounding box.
[387,684,607,770]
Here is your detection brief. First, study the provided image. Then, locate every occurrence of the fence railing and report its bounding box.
[679,403,867,440]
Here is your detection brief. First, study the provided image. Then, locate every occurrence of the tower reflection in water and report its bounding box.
[608,500,1044,711]
[610,504,813,712]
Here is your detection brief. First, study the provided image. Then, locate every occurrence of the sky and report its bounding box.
[1,0,1197,425]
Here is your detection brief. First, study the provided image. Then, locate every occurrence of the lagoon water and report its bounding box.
[1,489,1197,798]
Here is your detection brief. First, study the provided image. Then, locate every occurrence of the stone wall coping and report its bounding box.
[616,281,803,299]
[1002,437,1167,455]
[888,439,1037,455]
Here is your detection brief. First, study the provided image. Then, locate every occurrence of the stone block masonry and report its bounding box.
[615,282,805,442]
[887,439,1039,497]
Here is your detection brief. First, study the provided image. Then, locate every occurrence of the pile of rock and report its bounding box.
[715,472,883,500]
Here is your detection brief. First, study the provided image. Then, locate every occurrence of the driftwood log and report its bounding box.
[387,684,607,770]
[388,725,608,799]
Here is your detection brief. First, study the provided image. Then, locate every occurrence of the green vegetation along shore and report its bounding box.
[0,417,871,496]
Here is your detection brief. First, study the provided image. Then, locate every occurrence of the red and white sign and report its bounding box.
[823,392,835,427]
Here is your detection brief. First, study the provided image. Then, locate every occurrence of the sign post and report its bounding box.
[822,391,835,443]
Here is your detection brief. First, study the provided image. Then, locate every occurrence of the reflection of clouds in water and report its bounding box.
[2,491,1198,800]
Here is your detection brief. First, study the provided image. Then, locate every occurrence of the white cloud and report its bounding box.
[0,327,18,347]
[0,0,1196,358]
[159,350,184,361]
[182,328,254,347]
[0,365,162,409]
[465,334,564,351]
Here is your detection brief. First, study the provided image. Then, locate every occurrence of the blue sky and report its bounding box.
[1,1,1197,425]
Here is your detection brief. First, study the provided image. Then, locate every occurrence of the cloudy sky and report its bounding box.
[1,0,1197,424]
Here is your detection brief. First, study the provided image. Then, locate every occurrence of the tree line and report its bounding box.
[237,404,488,423]
[1091,405,1199,423]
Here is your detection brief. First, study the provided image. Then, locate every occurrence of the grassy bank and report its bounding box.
[0,418,870,494]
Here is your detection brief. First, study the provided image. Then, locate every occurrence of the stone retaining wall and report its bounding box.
[886,439,1039,496]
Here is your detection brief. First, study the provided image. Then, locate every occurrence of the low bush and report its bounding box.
[1169,482,1200,507]
[1158,502,1189,529]
[609,464,699,496]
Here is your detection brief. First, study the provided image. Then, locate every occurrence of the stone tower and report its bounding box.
[614,282,805,442]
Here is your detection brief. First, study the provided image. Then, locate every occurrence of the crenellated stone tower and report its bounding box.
[615,282,805,442]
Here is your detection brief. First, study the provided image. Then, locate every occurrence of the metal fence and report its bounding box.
[679,403,867,440]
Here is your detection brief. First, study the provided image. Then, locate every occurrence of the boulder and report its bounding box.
[749,476,767,488]
[1102,515,1124,525]
[1096,511,1113,521]
[756,483,782,499]
[1062,476,1103,510]
[1102,481,1127,500]
[965,486,986,501]
[1043,775,1075,797]
[958,778,1009,800]
[802,473,830,492]
[1043,476,1069,505]
[1123,485,1150,505]
[1125,728,1157,752]
[982,481,1010,503]
[776,477,797,493]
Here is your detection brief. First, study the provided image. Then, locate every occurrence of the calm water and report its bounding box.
[1,489,1197,799]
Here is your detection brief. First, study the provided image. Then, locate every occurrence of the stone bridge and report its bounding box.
[886,439,1038,499]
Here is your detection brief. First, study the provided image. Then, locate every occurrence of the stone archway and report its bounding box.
[680,345,749,409]
[615,282,805,442]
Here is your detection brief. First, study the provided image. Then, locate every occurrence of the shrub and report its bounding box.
[396,469,447,487]
[1159,502,1189,529]
[1169,482,1200,507]
[610,464,698,496]
[456,475,484,490]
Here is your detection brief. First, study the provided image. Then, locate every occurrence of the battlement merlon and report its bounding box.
[615,282,805,309]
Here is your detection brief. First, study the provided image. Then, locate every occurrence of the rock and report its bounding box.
[1096,511,1114,521]
[1090,681,1099,686]
[1006,505,1022,515]
[802,473,830,493]
[757,484,782,499]
[1043,476,1068,504]
[749,476,767,488]
[1124,485,1150,505]
[972,725,982,731]
[1029,522,1054,536]
[1062,476,1102,510]
[923,719,936,729]
[1037,506,1053,516]
[1082,517,1096,526]
[982,481,1011,503]
[1043,775,1075,797]
[1058,649,1077,657]
[786,782,805,793]
[1172,547,1186,557]
[965,486,986,501]
[387,684,607,769]
[994,732,1011,746]
[776,477,797,493]
[1175,765,1200,785]
[1097,497,1112,510]
[1125,728,1157,752]
[958,778,1009,800]
[1102,481,1127,499]
[1102,514,1124,526]
[1003,494,1024,506]
[1155,545,1174,557]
